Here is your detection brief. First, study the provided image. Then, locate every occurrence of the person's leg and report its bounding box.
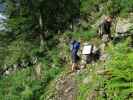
[75,55,80,70]
[71,54,77,72]
[72,63,76,72]
[104,34,110,46]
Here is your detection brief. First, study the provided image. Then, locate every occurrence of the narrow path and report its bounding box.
[55,73,77,100]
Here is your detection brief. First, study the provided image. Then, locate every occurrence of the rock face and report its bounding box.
[116,17,133,33]
[113,16,133,44]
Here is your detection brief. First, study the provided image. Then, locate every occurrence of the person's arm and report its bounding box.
[100,22,106,34]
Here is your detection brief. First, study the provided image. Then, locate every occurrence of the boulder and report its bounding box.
[116,17,133,33]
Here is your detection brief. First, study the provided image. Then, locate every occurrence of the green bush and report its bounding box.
[65,28,96,41]
[104,40,133,100]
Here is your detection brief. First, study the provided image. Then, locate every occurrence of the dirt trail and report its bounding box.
[54,37,110,100]
[55,73,77,100]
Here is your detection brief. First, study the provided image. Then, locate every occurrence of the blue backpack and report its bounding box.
[70,40,80,52]
[73,42,80,50]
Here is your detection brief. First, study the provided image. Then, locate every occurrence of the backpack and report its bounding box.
[70,40,80,51]
[73,42,80,50]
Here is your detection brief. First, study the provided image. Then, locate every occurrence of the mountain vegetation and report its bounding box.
[0,0,133,100]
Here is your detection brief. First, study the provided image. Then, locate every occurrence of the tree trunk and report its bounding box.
[39,8,47,40]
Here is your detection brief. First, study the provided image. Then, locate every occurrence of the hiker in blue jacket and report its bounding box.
[70,40,80,72]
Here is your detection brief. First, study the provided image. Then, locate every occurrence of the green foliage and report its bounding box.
[7,16,32,34]
[4,0,79,33]
[80,0,103,14]
[0,61,62,100]
[21,86,33,100]
[80,0,133,19]
[104,0,133,16]
[0,0,133,100]
[75,39,133,100]
[104,40,133,99]
[0,67,34,100]
[5,39,31,65]
[76,66,99,100]
[76,71,90,100]
[65,28,96,41]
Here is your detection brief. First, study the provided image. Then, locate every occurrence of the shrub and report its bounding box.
[104,40,133,99]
